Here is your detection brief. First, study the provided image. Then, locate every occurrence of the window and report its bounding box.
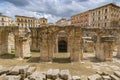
[98,23,100,27]
[17,19,20,22]
[105,23,107,27]
[21,19,23,22]
[18,24,19,26]
[105,16,107,19]
[105,9,108,13]
[98,11,101,15]
[2,23,4,26]
[2,18,4,21]
[93,12,95,16]
[22,24,23,27]
[93,18,94,21]
[98,17,100,20]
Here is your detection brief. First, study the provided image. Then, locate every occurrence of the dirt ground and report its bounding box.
[0,52,120,80]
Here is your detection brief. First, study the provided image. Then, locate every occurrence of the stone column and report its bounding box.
[0,31,2,54]
[15,36,31,58]
[95,36,114,61]
[71,28,83,62]
[40,32,53,62]
[0,31,9,54]
[117,36,120,57]
[15,27,31,59]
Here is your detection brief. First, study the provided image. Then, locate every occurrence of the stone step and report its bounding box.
[110,74,120,80]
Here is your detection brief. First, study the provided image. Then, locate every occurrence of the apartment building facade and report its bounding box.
[89,3,120,28]
[71,3,120,28]
[0,13,12,27]
[15,15,35,27]
[71,11,89,27]
[15,16,48,27]
[56,18,71,26]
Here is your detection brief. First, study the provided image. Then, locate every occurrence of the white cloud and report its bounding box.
[0,0,120,23]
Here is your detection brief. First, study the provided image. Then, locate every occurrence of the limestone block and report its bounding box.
[28,71,46,80]
[102,75,111,80]
[5,75,21,80]
[60,69,70,80]
[0,74,6,80]
[110,74,120,80]
[114,71,120,78]
[9,65,29,75]
[72,76,81,80]
[88,74,102,80]
[26,67,36,76]
[46,69,60,79]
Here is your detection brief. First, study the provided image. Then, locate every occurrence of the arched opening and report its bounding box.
[58,40,67,52]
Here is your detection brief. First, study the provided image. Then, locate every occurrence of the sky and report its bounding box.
[0,0,120,23]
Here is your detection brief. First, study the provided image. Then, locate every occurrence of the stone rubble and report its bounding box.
[0,65,120,80]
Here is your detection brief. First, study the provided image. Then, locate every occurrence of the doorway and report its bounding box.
[58,40,67,52]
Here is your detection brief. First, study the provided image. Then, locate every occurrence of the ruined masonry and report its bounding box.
[0,26,120,62]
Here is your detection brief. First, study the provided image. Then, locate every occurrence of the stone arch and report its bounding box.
[39,26,83,62]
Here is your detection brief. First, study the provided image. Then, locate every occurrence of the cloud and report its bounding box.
[0,0,120,23]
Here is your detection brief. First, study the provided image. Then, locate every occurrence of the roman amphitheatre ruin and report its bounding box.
[0,25,120,80]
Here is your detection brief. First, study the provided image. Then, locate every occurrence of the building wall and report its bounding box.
[71,11,89,27]
[39,17,48,27]
[89,3,120,28]
[15,15,35,28]
[71,3,120,28]
[0,14,12,26]
[56,18,71,26]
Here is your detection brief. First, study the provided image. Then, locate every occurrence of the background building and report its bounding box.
[56,18,71,26]
[71,11,89,27]
[89,3,120,28]
[15,15,35,27]
[38,17,48,27]
[71,3,120,28]
[0,13,12,27]
[15,16,48,27]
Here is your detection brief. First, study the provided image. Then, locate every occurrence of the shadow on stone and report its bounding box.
[27,57,40,63]
[0,53,15,59]
[52,57,71,63]
[83,56,101,63]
